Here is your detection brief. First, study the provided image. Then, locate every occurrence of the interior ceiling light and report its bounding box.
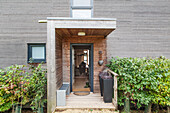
[78,32,86,36]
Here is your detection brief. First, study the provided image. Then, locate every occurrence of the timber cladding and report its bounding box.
[0,0,170,68]
[0,0,70,68]
[93,0,170,59]
[62,36,107,93]
[55,32,63,89]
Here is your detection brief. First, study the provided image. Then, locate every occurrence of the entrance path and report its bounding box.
[55,93,116,112]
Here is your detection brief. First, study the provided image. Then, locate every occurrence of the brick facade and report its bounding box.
[62,36,107,93]
[55,32,63,89]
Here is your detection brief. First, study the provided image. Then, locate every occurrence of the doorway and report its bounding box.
[70,43,93,93]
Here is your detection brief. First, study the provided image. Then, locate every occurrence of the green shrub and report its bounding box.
[0,65,29,112]
[107,56,170,108]
[28,64,47,112]
[0,64,47,112]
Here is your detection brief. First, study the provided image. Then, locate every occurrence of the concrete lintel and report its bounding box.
[46,17,116,29]
[47,19,116,29]
[41,17,116,29]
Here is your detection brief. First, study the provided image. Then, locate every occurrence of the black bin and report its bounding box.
[102,76,113,103]
[99,72,109,96]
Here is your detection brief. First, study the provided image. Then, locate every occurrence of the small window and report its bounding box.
[71,0,93,18]
[84,50,88,67]
[28,44,46,63]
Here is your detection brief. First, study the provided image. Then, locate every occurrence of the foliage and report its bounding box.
[28,64,47,112]
[0,64,47,112]
[107,56,170,108]
[0,65,29,112]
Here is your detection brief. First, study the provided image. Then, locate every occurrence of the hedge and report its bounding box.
[107,56,170,109]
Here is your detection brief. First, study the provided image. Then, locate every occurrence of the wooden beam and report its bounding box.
[38,20,47,23]
[107,69,119,77]
[113,75,118,110]
[107,69,119,110]
[47,21,57,113]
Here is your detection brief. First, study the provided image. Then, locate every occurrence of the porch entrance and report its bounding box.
[45,17,116,112]
[70,43,93,93]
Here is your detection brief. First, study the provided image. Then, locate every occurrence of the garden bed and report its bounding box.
[4,108,47,113]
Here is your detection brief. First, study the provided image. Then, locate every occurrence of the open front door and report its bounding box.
[89,46,92,90]
[89,44,93,92]
[70,43,93,92]
[72,47,75,87]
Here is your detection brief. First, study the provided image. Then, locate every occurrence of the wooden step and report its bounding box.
[56,93,115,111]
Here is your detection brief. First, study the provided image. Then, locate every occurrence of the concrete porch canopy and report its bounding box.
[46,17,116,37]
[45,17,116,113]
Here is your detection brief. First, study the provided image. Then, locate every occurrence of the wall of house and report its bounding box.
[93,0,170,59]
[62,37,107,93]
[55,32,63,89]
[0,0,70,68]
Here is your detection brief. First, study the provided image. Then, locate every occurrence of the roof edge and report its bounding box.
[46,17,116,21]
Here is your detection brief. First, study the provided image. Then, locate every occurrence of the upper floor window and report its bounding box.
[71,0,93,18]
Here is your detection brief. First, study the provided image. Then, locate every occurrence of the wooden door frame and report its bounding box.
[70,43,94,92]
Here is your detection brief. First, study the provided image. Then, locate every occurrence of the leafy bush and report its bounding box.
[0,65,29,112]
[0,64,47,112]
[107,56,170,108]
[28,64,47,112]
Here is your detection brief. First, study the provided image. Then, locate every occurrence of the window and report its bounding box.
[28,44,46,63]
[71,0,93,18]
[84,50,89,67]
[84,50,87,64]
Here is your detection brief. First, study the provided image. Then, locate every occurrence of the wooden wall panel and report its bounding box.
[0,0,70,68]
[1,0,169,68]
[55,32,63,89]
[93,0,170,59]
